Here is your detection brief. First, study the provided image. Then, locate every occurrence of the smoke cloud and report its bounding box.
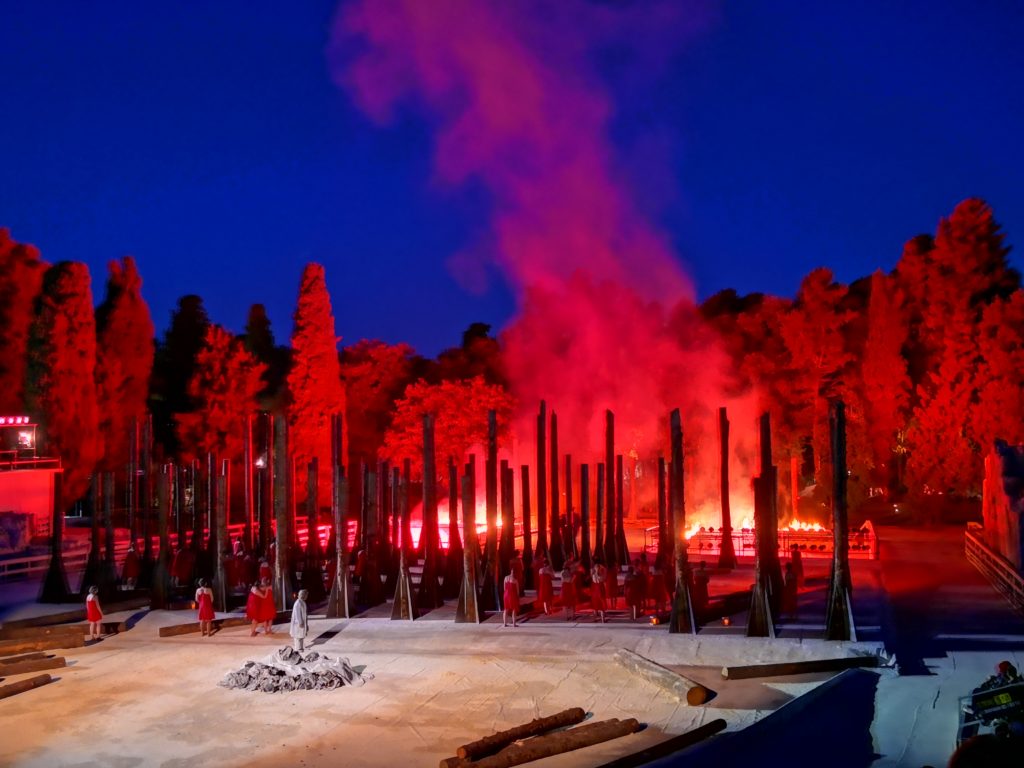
[332,0,758,518]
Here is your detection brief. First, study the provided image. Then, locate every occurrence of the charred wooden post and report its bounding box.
[101,472,118,597]
[214,459,230,611]
[825,400,855,641]
[190,458,201,556]
[243,413,254,552]
[455,708,587,761]
[384,466,401,593]
[359,467,385,608]
[615,454,630,565]
[565,454,577,558]
[656,457,668,569]
[326,470,354,618]
[40,472,70,603]
[140,414,155,583]
[604,411,616,566]
[80,476,103,597]
[455,459,482,623]
[549,410,564,569]
[203,450,217,581]
[747,413,777,639]
[272,413,292,611]
[595,462,606,562]
[535,401,548,561]
[174,464,186,551]
[760,413,784,609]
[580,464,592,570]
[481,410,500,612]
[503,464,516,581]
[443,457,464,599]
[379,459,392,568]
[302,458,326,603]
[152,463,173,610]
[499,459,514,571]
[520,465,533,589]
[460,718,642,768]
[391,459,417,620]
[668,409,695,634]
[717,407,737,570]
[417,413,443,611]
[127,418,138,546]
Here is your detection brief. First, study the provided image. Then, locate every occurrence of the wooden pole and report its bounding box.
[151,463,173,610]
[0,674,54,700]
[272,413,291,611]
[549,410,563,569]
[747,412,777,639]
[614,648,712,705]
[326,464,354,619]
[463,719,642,768]
[101,472,118,597]
[418,413,443,611]
[213,459,229,611]
[615,453,629,565]
[140,414,154,581]
[590,720,727,768]
[481,410,500,612]
[499,458,514,570]
[723,654,879,680]
[40,471,70,603]
[825,400,855,641]
[80,475,102,596]
[580,463,592,569]
[595,462,605,562]
[520,465,533,589]
[391,459,417,620]
[455,458,482,623]
[656,457,667,569]
[565,453,577,558]
[604,410,616,565]
[456,708,587,761]
[303,457,327,603]
[443,457,464,599]
[243,413,254,552]
[668,409,695,634]
[535,401,548,561]
[717,407,737,570]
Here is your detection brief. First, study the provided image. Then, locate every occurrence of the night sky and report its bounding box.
[1,1,1021,356]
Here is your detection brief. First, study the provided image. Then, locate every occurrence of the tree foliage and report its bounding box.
[0,229,48,413]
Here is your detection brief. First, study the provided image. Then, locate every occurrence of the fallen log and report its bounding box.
[455,708,587,762]
[470,718,642,768]
[157,611,290,638]
[614,649,712,705]
[0,652,48,665]
[0,624,83,640]
[0,634,84,656]
[0,656,66,676]
[722,655,880,680]
[74,620,129,635]
[0,597,149,629]
[0,673,54,700]
[591,718,727,768]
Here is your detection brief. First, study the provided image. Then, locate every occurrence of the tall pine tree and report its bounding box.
[0,229,48,413]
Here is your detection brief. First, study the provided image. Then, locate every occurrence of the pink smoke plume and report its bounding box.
[332,0,758,516]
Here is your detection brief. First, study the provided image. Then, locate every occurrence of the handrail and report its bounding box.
[965,528,1024,616]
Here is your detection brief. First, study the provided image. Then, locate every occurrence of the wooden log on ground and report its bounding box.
[722,654,880,680]
[455,707,587,761]
[471,718,642,768]
[0,597,150,630]
[0,656,66,676]
[0,624,84,640]
[592,719,728,768]
[614,649,712,705]
[0,634,84,656]
[157,611,290,638]
[0,674,54,700]
[0,652,48,665]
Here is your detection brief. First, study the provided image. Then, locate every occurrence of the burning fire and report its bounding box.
[682,504,826,539]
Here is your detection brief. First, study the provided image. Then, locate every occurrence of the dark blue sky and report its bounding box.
[1,1,1021,356]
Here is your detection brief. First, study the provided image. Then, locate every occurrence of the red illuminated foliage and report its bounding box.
[287,264,346,504]
[26,262,101,505]
[381,376,515,480]
[94,257,155,471]
[340,339,420,468]
[175,325,266,463]
[0,229,48,413]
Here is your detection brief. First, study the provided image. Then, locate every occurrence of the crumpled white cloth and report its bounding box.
[220,647,373,692]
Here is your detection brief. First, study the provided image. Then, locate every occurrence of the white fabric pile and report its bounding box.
[220,647,372,692]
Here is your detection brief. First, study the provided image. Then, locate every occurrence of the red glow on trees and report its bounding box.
[0,229,48,414]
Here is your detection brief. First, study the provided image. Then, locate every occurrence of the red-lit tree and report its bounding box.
[340,339,420,469]
[176,325,267,463]
[0,229,48,413]
[380,376,515,480]
[971,291,1024,453]
[95,257,155,471]
[151,295,211,456]
[243,303,290,407]
[26,262,101,505]
[287,264,346,506]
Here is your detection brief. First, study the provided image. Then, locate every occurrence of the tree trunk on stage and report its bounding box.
[417,413,443,611]
[615,454,630,565]
[80,476,103,596]
[384,466,401,593]
[391,459,417,620]
[101,472,118,597]
[717,407,737,570]
[595,462,605,562]
[243,414,254,552]
[455,462,482,623]
[203,451,216,582]
[656,457,668,568]
[759,413,784,612]
[520,465,533,589]
[272,414,292,611]
[302,458,327,603]
[152,463,173,610]
[499,459,514,571]
[534,401,548,562]
[668,409,695,634]
[604,410,616,565]
[747,413,779,638]
[190,459,201,557]
[481,410,500,612]
[139,415,154,587]
[214,459,229,612]
[360,468,385,608]
[327,411,353,618]
[565,454,577,559]
[825,400,855,641]
[580,464,592,570]
[443,457,464,599]
[549,410,563,569]
[501,464,515,588]
[40,472,70,603]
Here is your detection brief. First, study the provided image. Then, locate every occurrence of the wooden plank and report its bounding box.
[471,719,641,768]
[592,719,728,768]
[0,624,83,640]
[455,708,587,761]
[614,649,712,705]
[0,656,66,675]
[0,634,84,656]
[722,655,880,680]
[0,674,54,700]
[0,652,47,665]
[157,611,290,638]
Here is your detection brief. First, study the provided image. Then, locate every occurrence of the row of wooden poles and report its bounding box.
[39,401,855,641]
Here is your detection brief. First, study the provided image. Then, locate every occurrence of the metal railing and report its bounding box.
[965,525,1024,616]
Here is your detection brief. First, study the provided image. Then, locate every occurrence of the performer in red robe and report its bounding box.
[246,580,268,636]
[590,561,607,623]
[195,578,215,637]
[537,560,555,614]
[121,544,140,590]
[258,578,276,634]
[85,586,103,641]
[509,550,525,596]
[502,572,520,627]
[560,565,577,621]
